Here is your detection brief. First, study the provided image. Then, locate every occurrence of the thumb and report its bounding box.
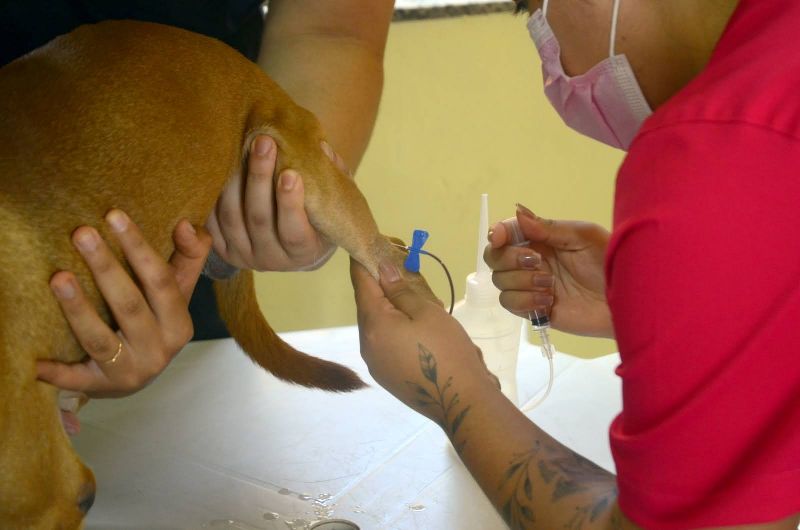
[515,203,577,249]
[171,221,213,300]
[377,259,435,319]
[350,257,387,315]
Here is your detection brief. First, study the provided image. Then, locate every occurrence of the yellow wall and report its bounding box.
[254,12,623,358]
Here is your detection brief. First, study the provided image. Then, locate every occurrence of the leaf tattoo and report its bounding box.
[548,451,618,530]
[499,442,617,530]
[500,450,538,529]
[405,343,471,454]
[419,346,438,383]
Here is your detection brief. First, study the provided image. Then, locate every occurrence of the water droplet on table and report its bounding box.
[205,520,235,528]
[313,506,335,519]
[263,512,280,521]
[278,488,292,495]
[408,503,426,512]
[284,518,310,530]
[205,519,261,529]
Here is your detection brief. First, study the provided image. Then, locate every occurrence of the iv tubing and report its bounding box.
[390,242,455,315]
[521,310,556,412]
[521,328,555,412]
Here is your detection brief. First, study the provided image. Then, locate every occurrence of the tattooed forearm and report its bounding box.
[404,343,620,529]
[406,343,471,454]
[500,448,538,528]
[499,440,617,529]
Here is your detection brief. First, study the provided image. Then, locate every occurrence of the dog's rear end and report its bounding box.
[0,20,431,527]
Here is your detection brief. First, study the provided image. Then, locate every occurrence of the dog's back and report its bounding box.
[0,20,248,280]
[0,20,244,342]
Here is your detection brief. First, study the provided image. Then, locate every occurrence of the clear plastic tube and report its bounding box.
[521,309,555,412]
[499,218,557,411]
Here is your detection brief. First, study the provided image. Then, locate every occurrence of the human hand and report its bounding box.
[37,210,212,398]
[207,135,350,272]
[485,204,614,338]
[350,258,499,421]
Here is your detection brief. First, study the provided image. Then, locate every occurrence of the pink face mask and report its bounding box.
[528,0,652,150]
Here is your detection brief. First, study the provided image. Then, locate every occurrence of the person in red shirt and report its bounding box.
[351,0,800,528]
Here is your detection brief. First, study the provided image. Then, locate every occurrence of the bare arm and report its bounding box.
[350,259,800,530]
[259,0,395,169]
[405,340,627,530]
[350,257,628,529]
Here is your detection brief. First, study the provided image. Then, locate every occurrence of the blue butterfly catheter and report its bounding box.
[390,229,455,315]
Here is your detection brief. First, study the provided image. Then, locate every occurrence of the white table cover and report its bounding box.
[74,326,621,530]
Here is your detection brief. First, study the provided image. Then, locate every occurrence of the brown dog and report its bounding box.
[0,20,433,528]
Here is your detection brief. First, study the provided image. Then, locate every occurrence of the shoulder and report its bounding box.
[633,0,800,145]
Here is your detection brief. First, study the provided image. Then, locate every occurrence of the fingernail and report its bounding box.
[379,259,401,283]
[280,170,297,191]
[533,294,554,306]
[52,278,76,299]
[75,229,98,252]
[518,253,541,269]
[487,228,494,242]
[533,274,555,288]
[176,218,196,236]
[106,209,128,233]
[61,411,80,436]
[253,136,272,157]
[516,203,536,219]
[320,140,334,160]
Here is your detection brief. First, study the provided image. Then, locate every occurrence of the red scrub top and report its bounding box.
[607,0,800,528]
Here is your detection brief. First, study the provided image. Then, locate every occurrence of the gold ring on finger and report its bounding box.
[102,342,123,365]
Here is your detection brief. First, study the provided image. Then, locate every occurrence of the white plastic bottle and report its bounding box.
[452,194,523,405]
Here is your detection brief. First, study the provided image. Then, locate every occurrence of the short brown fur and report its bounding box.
[0,20,434,528]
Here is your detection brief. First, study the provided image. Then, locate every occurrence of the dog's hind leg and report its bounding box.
[241,100,425,290]
[0,324,95,528]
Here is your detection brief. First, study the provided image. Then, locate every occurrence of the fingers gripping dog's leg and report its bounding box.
[244,104,400,279]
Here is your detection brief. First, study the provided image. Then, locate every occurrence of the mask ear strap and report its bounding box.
[542,0,550,16]
[609,0,621,56]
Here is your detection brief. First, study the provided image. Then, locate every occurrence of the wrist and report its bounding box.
[401,342,503,434]
[433,360,515,455]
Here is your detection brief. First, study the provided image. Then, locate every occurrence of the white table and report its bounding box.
[74,326,621,530]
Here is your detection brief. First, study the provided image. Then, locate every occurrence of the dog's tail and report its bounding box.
[213,270,366,391]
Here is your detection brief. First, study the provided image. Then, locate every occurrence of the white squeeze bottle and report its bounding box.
[452,194,523,405]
